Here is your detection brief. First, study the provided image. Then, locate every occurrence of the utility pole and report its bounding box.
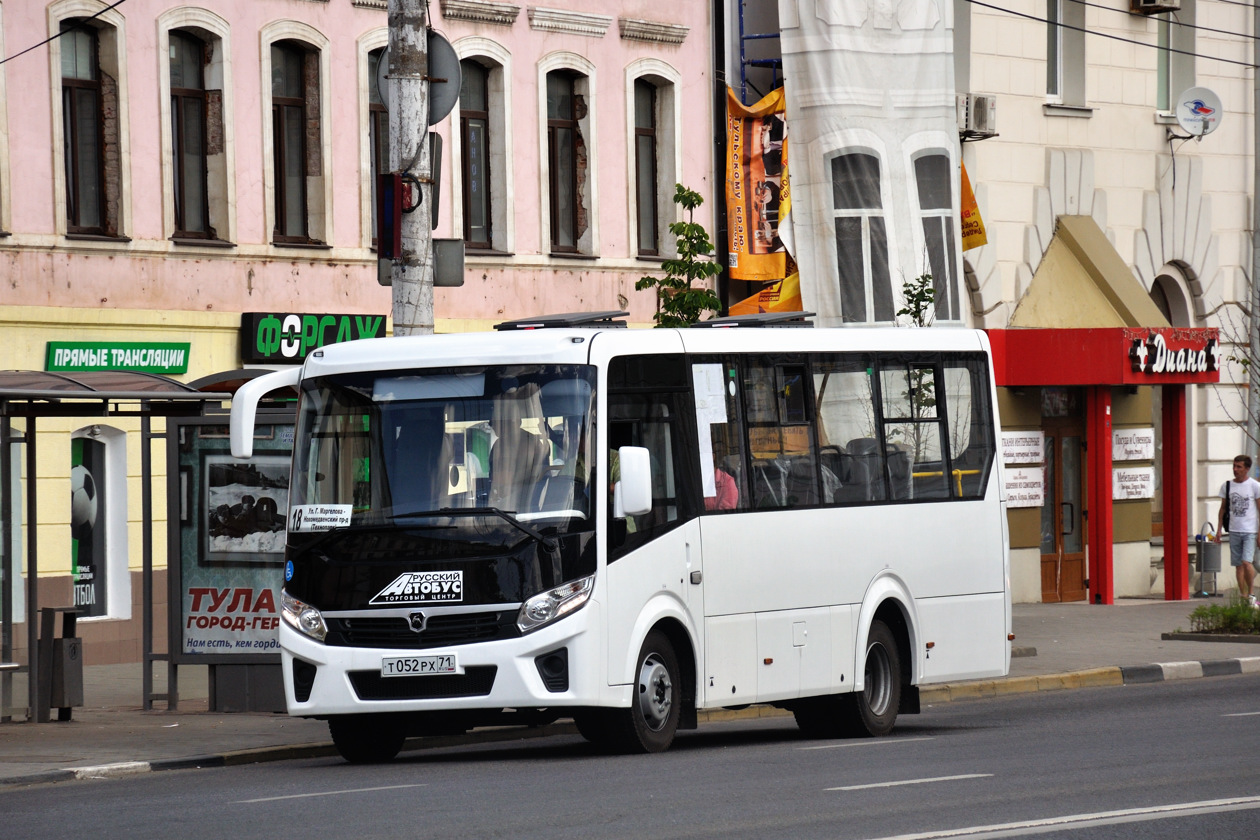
[388,0,434,336]
[1250,2,1260,456]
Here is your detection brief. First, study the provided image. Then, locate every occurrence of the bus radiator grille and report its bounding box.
[348,666,498,700]
[325,612,518,649]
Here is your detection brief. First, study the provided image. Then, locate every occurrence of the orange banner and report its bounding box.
[961,162,987,251]
[726,87,788,281]
[730,272,803,316]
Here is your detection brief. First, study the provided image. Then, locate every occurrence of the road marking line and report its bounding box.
[827,774,990,791]
[1222,711,1260,717]
[236,783,429,803]
[861,795,1260,839]
[800,736,934,751]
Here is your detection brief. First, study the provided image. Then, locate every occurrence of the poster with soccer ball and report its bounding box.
[70,437,106,618]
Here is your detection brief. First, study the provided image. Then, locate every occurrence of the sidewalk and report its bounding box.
[2,599,1259,787]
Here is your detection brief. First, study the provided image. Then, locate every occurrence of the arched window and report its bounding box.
[913,152,960,322]
[831,152,892,323]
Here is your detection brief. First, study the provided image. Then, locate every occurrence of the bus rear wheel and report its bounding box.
[841,619,901,737]
[328,714,407,763]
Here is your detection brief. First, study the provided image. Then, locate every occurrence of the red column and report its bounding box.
[1162,385,1189,600]
[1086,387,1115,604]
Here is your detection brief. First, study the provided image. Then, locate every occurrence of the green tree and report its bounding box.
[897,271,935,328]
[636,184,722,328]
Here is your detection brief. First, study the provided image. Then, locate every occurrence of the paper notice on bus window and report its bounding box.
[692,364,728,497]
[288,504,352,532]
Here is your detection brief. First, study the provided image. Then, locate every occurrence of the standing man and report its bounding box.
[1218,454,1260,606]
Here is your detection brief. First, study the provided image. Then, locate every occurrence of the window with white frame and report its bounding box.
[169,31,210,238]
[1157,2,1195,113]
[1046,0,1085,108]
[368,47,388,250]
[634,79,659,256]
[159,10,233,245]
[52,2,129,239]
[272,42,313,242]
[61,21,114,235]
[547,69,582,253]
[831,152,893,323]
[627,62,679,261]
[913,152,960,322]
[460,58,492,249]
[263,27,328,247]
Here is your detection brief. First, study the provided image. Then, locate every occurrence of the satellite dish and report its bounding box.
[1174,86,1222,137]
[374,31,463,127]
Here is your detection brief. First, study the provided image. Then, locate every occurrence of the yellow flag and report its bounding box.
[961,162,987,250]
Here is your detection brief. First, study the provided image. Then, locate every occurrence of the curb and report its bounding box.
[6,657,1260,789]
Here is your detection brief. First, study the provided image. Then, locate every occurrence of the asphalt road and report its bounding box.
[6,675,1260,840]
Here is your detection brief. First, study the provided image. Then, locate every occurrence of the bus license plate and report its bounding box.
[381,654,457,677]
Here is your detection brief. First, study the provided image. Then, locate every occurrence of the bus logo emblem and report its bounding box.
[408,612,428,633]
[370,571,464,605]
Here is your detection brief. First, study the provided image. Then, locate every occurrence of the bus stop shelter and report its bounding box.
[0,371,227,721]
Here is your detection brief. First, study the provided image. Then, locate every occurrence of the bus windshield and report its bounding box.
[290,364,596,537]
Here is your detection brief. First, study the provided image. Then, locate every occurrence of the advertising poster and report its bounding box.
[726,86,789,282]
[729,272,804,316]
[177,422,293,656]
[70,437,107,617]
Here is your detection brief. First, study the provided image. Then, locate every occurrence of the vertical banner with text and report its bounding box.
[727,87,789,282]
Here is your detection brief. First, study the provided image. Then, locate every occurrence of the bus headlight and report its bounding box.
[281,591,328,642]
[517,575,593,634]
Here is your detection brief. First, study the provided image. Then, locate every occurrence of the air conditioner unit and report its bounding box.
[1130,0,1180,15]
[957,93,997,140]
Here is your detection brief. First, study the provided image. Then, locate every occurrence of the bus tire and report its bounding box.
[842,619,901,737]
[792,695,845,739]
[616,630,682,753]
[328,714,406,764]
[573,708,618,747]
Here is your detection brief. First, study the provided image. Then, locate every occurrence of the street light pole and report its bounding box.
[388,0,434,336]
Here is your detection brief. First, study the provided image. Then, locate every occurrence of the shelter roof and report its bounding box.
[0,370,228,417]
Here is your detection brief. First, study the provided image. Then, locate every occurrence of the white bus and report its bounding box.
[230,312,1010,762]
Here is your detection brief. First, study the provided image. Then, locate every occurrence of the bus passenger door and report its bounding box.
[602,351,705,687]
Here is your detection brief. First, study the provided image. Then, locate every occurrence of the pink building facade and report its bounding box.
[0,0,713,677]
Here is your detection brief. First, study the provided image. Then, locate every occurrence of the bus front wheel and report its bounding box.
[605,630,681,753]
[328,714,406,763]
[841,619,901,737]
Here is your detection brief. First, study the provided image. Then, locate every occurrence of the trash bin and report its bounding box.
[37,607,82,722]
[1198,537,1222,573]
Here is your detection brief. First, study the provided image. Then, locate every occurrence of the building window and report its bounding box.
[369,47,389,250]
[914,153,960,322]
[460,59,492,249]
[634,79,659,256]
[1046,0,1084,107]
[1157,2,1195,113]
[62,22,105,234]
[547,70,580,253]
[170,31,210,238]
[831,152,892,323]
[272,43,310,242]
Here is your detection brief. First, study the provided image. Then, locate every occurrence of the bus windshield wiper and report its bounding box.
[436,507,559,554]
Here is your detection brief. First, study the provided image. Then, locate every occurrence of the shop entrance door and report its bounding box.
[1040,418,1087,602]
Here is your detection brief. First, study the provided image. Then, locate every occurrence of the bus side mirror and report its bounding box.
[614,445,652,518]
[230,367,302,459]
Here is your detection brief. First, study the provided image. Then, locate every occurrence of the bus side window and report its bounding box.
[813,356,883,504]
[943,357,996,498]
[880,362,947,500]
[609,354,698,561]
[691,359,749,513]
